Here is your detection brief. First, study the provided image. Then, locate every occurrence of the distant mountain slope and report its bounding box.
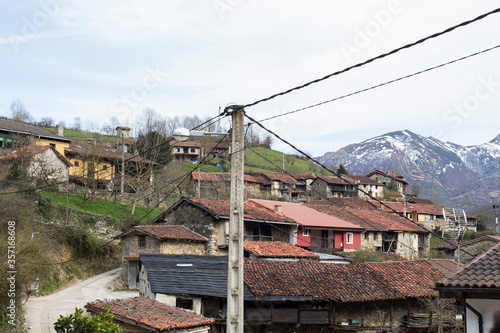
[316,130,500,209]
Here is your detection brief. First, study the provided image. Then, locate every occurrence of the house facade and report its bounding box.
[152,197,298,254]
[366,168,408,194]
[310,176,358,199]
[250,199,364,253]
[170,140,202,163]
[344,175,385,199]
[115,225,209,288]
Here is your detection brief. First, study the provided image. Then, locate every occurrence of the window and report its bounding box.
[374,233,378,241]
[346,232,353,244]
[74,161,79,167]
[138,236,146,248]
[302,228,309,236]
[176,298,193,310]
[190,148,196,153]
[103,165,107,170]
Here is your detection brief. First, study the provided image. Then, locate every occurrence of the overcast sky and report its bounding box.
[1,1,499,156]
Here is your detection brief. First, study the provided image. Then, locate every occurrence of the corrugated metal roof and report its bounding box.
[140,253,255,299]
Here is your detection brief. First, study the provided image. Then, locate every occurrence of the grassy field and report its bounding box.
[40,191,163,223]
[43,126,117,142]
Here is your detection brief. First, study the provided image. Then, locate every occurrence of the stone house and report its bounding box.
[257,173,300,201]
[343,175,385,199]
[376,199,446,230]
[432,235,500,264]
[1,145,72,183]
[170,140,202,163]
[138,253,461,332]
[308,198,431,260]
[152,197,299,255]
[310,176,358,199]
[436,242,500,333]
[85,297,214,333]
[366,168,408,194]
[115,225,208,288]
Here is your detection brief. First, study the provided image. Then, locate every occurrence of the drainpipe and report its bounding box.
[459,295,483,333]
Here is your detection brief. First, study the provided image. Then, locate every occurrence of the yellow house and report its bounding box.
[65,139,155,191]
[0,119,71,155]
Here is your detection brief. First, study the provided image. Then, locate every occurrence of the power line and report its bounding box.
[239,8,500,110]
[257,43,500,124]
[244,114,477,259]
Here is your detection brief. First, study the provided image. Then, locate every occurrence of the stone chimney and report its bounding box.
[274,204,282,214]
[386,168,390,175]
[392,170,396,178]
[55,124,64,136]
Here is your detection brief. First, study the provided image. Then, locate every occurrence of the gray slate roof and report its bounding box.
[437,242,500,289]
[0,118,71,142]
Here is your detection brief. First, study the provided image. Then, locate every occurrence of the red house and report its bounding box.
[250,199,363,253]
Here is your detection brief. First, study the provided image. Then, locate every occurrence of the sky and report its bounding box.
[1,1,499,156]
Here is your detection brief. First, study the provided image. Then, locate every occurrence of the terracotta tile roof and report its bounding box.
[66,140,154,164]
[244,174,271,185]
[250,199,364,230]
[192,172,231,181]
[261,173,298,183]
[426,259,463,276]
[432,239,459,250]
[244,241,319,259]
[85,297,214,331]
[167,197,296,224]
[169,140,202,148]
[343,175,382,185]
[289,173,317,181]
[371,200,444,216]
[1,145,72,166]
[116,225,208,242]
[307,202,427,233]
[437,243,500,289]
[314,176,349,185]
[244,259,451,302]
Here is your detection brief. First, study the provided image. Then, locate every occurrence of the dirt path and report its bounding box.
[23,268,138,333]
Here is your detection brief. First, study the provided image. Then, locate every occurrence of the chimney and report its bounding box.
[387,168,390,175]
[274,204,282,214]
[55,124,64,137]
[392,170,396,177]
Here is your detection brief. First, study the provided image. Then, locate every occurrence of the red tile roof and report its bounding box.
[66,140,153,164]
[370,200,445,216]
[437,243,500,289]
[169,140,202,148]
[116,225,208,242]
[289,173,317,181]
[261,173,298,183]
[167,197,296,224]
[191,172,271,185]
[314,176,349,185]
[85,297,214,331]
[343,175,382,185]
[433,235,500,251]
[244,241,319,259]
[307,202,427,233]
[244,259,453,302]
[250,199,364,230]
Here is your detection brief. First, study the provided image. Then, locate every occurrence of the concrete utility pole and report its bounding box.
[494,198,499,236]
[227,107,245,333]
[120,133,125,193]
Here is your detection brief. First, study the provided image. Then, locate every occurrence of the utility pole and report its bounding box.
[227,106,245,333]
[120,132,125,193]
[494,197,499,235]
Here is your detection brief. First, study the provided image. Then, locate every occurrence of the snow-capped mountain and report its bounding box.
[316,130,500,208]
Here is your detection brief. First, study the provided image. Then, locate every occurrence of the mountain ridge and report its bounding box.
[316,130,500,209]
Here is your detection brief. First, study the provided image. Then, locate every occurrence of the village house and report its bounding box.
[289,173,317,193]
[64,139,155,191]
[115,225,209,288]
[1,145,72,183]
[170,140,202,163]
[366,168,408,194]
[257,173,301,201]
[0,118,71,155]
[85,297,214,333]
[435,242,500,333]
[152,197,299,254]
[343,174,385,199]
[307,198,431,260]
[432,235,500,264]
[309,176,358,199]
[138,253,461,332]
[250,199,364,253]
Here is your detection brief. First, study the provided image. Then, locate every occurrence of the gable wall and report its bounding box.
[30,149,69,182]
[458,239,499,263]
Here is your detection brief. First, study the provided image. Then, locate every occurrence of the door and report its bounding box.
[128,260,138,289]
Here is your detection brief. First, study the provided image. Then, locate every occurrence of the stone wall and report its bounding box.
[458,239,499,263]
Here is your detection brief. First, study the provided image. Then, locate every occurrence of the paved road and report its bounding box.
[23,268,138,333]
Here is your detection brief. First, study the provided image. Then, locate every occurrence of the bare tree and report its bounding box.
[39,117,55,127]
[73,117,82,131]
[10,99,33,123]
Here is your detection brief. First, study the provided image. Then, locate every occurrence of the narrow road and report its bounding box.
[23,268,138,333]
